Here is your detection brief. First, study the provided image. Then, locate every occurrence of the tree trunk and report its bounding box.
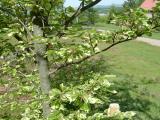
[33,25,51,118]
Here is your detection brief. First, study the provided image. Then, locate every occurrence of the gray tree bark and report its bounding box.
[33,25,51,118]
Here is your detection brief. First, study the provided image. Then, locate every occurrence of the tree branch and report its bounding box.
[49,36,137,75]
[81,0,101,12]
[64,0,101,29]
[17,19,33,38]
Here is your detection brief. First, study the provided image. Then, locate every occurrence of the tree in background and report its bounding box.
[123,0,144,9]
[78,8,98,25]
[106,5,123,24]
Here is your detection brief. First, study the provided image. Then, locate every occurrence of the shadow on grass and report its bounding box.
[51,56,159,119]
[106,72,160,120]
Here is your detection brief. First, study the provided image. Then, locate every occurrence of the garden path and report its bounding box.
[136,37,160,47]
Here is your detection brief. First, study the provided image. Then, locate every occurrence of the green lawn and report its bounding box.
[144,31,160,40]
[91,23,119,31]
[99,41,160,119]
[102,41,160,78]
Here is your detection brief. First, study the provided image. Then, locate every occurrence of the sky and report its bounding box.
[64,0,127,7]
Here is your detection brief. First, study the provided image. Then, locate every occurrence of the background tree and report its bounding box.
[78,8,98,25]
[123,0,144,9]
[106,5,122,23]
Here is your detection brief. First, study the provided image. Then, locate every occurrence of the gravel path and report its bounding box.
[136,37,160,47]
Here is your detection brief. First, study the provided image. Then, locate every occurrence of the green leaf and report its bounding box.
[49,88,61,99]
[84,94,103,104]
[80,103,90,113]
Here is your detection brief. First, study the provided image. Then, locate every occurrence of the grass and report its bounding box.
[102,41,160,78]
[99,41,160,119]
[91,23,119,31]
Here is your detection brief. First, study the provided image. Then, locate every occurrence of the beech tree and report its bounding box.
[0,0,160,119]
